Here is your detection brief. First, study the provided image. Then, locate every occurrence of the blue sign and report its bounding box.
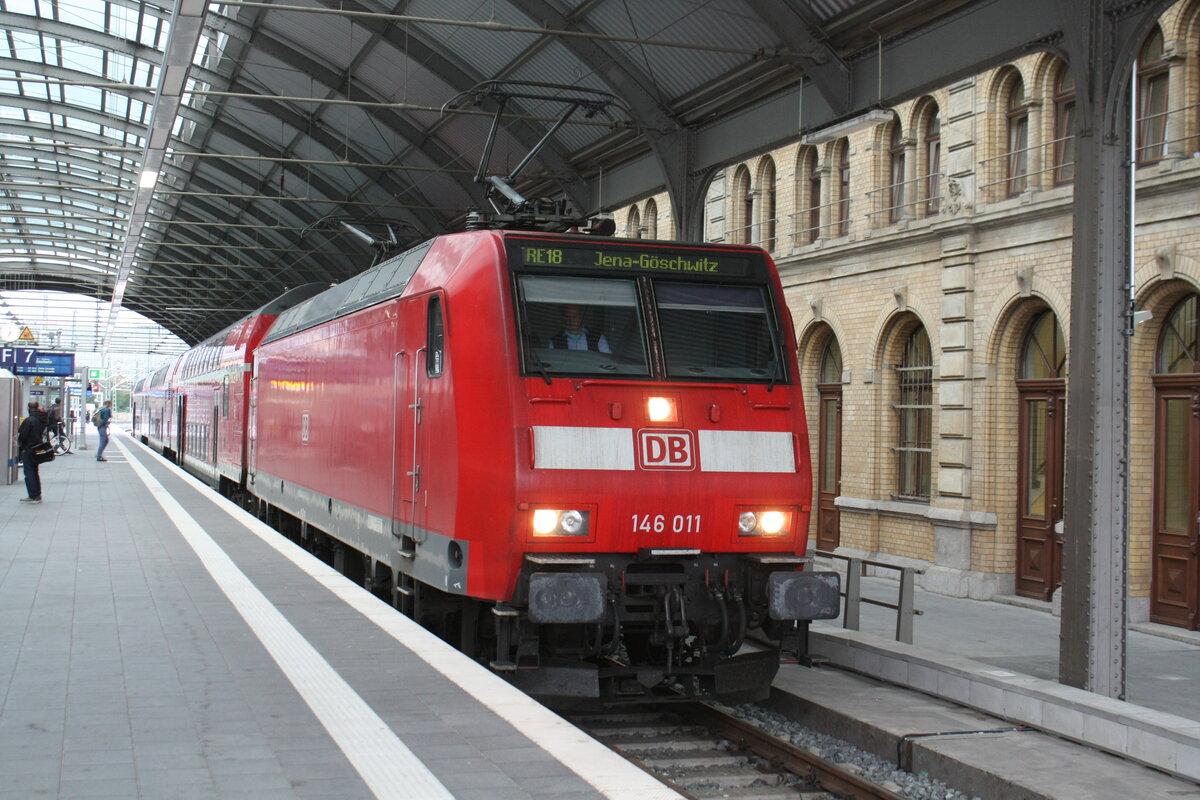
[0,347,75,376]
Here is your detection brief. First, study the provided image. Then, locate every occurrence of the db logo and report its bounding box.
[637,429,695,471]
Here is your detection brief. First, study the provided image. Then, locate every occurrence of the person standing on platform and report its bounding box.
[95,399,113,462]
[47,397,63,438]
[17,401,47,504]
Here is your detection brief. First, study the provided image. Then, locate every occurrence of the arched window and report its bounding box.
[626,205,641,238]
[1006,77,1029,195]
[1053,64,1076,184]
[644,198,658,240]
[796,146,820,245]
[732,165,753,245]
[922,104,941,215]
[820,337,843,383]
[1138,28,1170,164]
[835,138,850,236]
[1020,311,1067,379]
[888,121,907,222]
[1158,295,1199,374]
[760,157,777,251]
[895,325,932,501]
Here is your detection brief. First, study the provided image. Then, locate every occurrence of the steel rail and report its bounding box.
[685,703,910,800]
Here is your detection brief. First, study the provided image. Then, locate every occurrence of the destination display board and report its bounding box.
[510,239,757,279]
[0,347,76,376]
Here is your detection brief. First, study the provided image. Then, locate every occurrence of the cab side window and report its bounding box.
[426,296,445,377]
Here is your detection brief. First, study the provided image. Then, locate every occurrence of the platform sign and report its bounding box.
[87,368,109,380]
[0,347,76,376]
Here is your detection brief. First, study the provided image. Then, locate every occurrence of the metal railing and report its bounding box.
[815,550,924,643]
[978,135,1075,200]
[723,218,780,251]
[787,198,853,244]
[1133,101,1200,163]
[864,172,943,225]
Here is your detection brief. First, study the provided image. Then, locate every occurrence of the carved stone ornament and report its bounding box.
[945,178,964,216]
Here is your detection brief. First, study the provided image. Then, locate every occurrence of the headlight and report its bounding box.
[532,509,560,534]
[560,509,585,534]
[760,511,786,534]
[736,507,793,537]
[530,508,591,537]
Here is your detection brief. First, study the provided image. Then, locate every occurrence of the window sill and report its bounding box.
[834,495,997,528]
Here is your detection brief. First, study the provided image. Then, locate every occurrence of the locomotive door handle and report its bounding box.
[410,347,426,499]
[391,350,406,536]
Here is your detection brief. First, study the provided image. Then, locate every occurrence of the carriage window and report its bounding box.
[426,296,445,377]
[517,275,648,378]
[654,282,783,382]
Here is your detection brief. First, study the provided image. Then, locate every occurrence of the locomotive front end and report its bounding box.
[495,234,840,702]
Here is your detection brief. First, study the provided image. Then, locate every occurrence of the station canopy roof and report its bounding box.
[0,0,979,350]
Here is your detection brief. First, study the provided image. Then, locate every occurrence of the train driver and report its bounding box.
[547,304,611,353]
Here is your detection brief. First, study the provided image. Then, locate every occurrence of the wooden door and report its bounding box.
[815,336,842,551]
[816,387,842,551]
[1151,378,1200,628]
[1151,295,1200,629]
[1016,382,1065,599]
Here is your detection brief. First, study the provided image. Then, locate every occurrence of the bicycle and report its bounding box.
[50,427,72,455]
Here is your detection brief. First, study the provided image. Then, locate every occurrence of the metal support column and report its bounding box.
[1053,0,1164,698]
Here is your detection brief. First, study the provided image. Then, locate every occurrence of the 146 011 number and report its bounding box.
[632,514,702,534]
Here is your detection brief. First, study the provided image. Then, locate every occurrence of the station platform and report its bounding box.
[0,427,682,800]
[796,561,1200,790]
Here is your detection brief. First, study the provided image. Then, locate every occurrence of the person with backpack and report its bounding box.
[17,401,48,503]
[94,400,113,462]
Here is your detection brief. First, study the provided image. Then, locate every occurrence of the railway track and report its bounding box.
[572,704,910,800]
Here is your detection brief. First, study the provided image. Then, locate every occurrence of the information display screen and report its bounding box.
[1,347,76,376]
[511,240,757,279]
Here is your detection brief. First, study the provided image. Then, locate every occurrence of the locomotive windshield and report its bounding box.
[510,239,789,384]
[517,275,651,378]
[654,282,779,380]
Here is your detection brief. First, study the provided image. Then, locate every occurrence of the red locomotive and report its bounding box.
[135,227,839,702]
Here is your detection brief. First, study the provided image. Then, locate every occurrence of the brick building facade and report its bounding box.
[615,0,1200,629]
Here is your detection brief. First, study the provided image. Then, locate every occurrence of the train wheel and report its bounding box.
[370,561,394,602]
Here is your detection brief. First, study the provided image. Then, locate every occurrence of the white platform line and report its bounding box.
[117,433,684,800]
[116,436,454,800]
